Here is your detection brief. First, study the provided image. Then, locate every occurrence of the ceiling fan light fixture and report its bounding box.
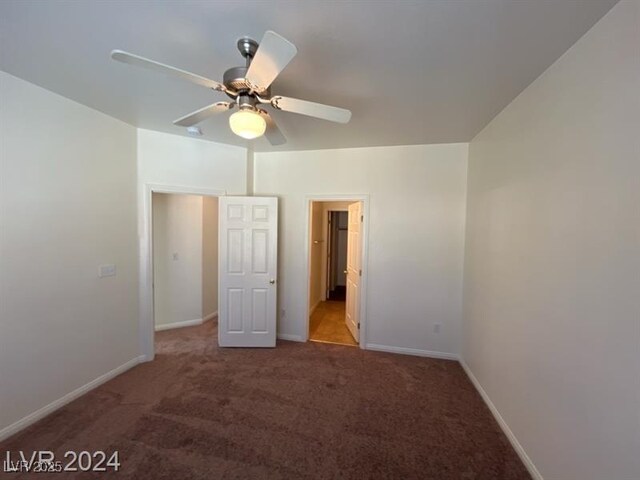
[112,30,352,146]
[229,109,266,140]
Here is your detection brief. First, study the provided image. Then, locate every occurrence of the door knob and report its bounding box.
[343,270,348,274]
[269,279,276,284]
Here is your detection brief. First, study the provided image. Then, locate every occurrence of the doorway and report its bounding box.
[141,185,225,362]
[152,193,219,340]
[327,211,348,301]
[307,200,365,347]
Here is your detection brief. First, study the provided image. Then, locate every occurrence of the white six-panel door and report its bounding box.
[218,196,278,347]
[345,202,362,342]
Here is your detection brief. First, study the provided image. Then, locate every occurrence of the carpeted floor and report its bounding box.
[1,321,530,479]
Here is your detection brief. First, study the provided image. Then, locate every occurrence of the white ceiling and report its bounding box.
[0,0,617,151]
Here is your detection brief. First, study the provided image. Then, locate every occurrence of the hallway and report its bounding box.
[309,301,357,346]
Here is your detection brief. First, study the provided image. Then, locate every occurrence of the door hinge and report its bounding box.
[360,214,364,222]
[359,269,362,276]
[357,322,360,329]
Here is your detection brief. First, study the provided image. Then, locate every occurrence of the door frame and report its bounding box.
[303,194,370,348]
[139,184,226,362]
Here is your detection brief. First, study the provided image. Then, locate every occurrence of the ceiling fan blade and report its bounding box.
[111,50,225,92]
[271,96,351,124]
[258,109,286,145]
[173,102,234,127]
[246,31,297,91]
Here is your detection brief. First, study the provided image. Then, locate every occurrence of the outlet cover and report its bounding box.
[99,264,116,278]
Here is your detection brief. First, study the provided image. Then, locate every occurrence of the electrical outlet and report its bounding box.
[433,323,441,334]
[98,264,116,278]
[172,252,179,261]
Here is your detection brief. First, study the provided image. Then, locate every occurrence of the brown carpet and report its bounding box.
[1,321,530,479]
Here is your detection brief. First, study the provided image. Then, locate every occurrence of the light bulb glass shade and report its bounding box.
[229,110,266,139]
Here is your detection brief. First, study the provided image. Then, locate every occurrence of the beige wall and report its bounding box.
[255,143,468,355]
[202,196,219,319]
[0,71,138,437]
[308,202,324,311]
[462,1,640,478]
[152,193,203,329]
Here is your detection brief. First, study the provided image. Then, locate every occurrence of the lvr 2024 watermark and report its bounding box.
[4,450,120,473]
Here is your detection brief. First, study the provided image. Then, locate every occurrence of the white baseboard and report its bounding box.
[277,333,304,342]
[459,359,543,480]
[0,356,141,442]
[309,300,321,316]
[203,311,218,323]
[154,317,202,332]
[365,343,459,361]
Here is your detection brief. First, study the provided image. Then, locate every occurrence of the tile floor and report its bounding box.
[309,300,357,346]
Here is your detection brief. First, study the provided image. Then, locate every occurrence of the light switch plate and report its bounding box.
[99,264,116,278]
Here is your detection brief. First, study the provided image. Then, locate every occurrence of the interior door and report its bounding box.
[345,202,362,342]
[219,196,278,347]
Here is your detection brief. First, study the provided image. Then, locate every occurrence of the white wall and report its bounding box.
[152,193,203,329]
[137,129,245,357]
[308,201,324,311]
[137,129,247,193]
[0,71,138,436]
[462,1,640,479]
[254,143,468,355]
[202,195,218,319]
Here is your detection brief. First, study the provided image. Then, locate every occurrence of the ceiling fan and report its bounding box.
[111,31,351,145]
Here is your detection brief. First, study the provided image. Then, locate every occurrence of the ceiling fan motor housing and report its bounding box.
[222,37,270,99]
[223,66,270,98]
